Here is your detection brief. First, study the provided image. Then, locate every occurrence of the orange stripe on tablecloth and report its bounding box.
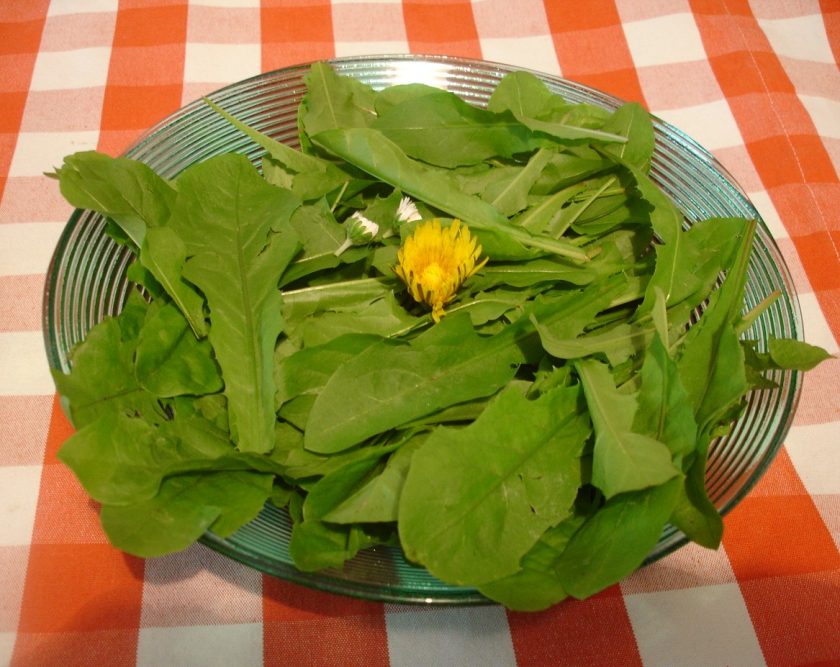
[402,0,482,59]
[261,0,335,73]
[262,577,389,666]
[691,0,840,342]
[723,489,840,665]
[507,585,642,666]
[0,1,49,201]
[542,0,645,104]
[13,396,145,665]
[98,0,188,156]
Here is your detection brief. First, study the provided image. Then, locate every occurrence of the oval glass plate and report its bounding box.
[44,54,803,605]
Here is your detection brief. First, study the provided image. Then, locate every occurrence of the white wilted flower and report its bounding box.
[334,211,380,257]
[396,196,422,224]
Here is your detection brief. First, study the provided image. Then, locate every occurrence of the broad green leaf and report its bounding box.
[269,422,402,481]
[50,151,207,335]
[322,435,426,524]
[632,334,697,463]
[140,227,208,337]
[477,514,585,611]
[599,103,655,171]
[312,127,589,261]
[372,91,537,168]
[398,385,590,586]
[99,470,273,557]
[678,220,755,430]
[304,313,524,453]
[768,337,833,371]
[289,520,391,572]
[175,155,301,453]
[52,303,163,429]
[468,257,597,291]
[556,477,681,599]
[488,70,628,144]
[296,292,422,347]
[489,149,554,216]
[302,61,376,136]
[135,300,222,397]
[57,411,246,506]
[282,277,393,323]
[50,151,175,248]
[575,359,679,499]
[534,318,653,366]
[279,199,345,286]
[275,333,381,408]
[207,96,355,203]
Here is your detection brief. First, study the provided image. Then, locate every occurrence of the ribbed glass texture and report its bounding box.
[43,55,802,605]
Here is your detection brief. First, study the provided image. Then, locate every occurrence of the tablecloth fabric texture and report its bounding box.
[1,1,839,665]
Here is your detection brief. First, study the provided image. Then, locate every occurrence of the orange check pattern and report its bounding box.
[1,1,838,665]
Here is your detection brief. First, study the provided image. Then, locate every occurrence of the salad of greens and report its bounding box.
[48,62,830,611]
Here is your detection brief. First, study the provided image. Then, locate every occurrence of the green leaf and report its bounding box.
[304,313,524,453]
[322,435,426,524]
[632,334,697,462]
[489,149,554,217]
[398,385,590,585]
[275,333,381,408]
[296,292,421,347]
[99,470,273,557]
[534,318,653,366]
[135,301,222,397]
[50,151,175,248]
[174,155,301,453]
[599,103,655,171]
[768,337,833,371]
[51,151,208,335]
[477,514,585,611]
[57,411,244,506]
[140,227,208,337]
[556,477,681,599]
[289,520,390,572]
[372,91,537,168]
[52,304,163,429]
[302,61,376,136]
[575,359,679,499]
[312,127,590,261]
[488,70,628,144]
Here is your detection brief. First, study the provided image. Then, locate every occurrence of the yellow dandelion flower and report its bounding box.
[395,219,487,322]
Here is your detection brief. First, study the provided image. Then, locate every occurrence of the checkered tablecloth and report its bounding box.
[1,1,839,665]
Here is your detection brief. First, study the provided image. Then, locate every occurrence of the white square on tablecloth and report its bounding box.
[334,41,410,59]
[624,583,765,667]
[29,48,111,92]
[47,0,118,16]
[786,422,840,495]
[622,13,706,68]
[0,223,65,277]
[140,543,263,628]
[758,15,836,65]
[8,131,99,179]
[188,0,259,7]
[799,94,840,140]
[746,190,789,241]
[797,292,840,353]
[479,35,561,76]
[0,465,42,547]
[0,333,56,397]
[183,43,261,86]
[655,98,743,152]
[0,632,15,667]
[384,605,517,667]
[136,623,263,667]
